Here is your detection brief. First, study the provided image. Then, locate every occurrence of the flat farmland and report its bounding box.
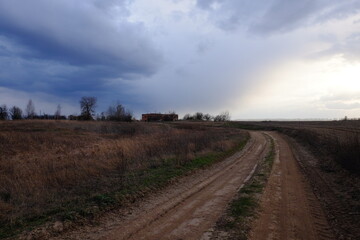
[1,120,359,240]
[0,120,248,238]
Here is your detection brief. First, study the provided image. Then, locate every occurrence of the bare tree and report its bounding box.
[54,104,61,120]
[203,113,213,121]
[194,112,204,120]
[25,99,36,119]
[80,96,97,120]
[214,111,230,122]
[106,103,133,122]
[0,104,8,120]
[9,106,23,120]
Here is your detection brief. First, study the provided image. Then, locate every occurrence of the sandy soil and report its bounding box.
[49,131,269,240]
[249,132,334,240]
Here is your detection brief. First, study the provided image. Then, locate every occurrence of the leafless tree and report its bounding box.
[194,112,204,120]
[25,99,36,119]
[203,113,213,121]
[214,111,230,122]
[106,103,133,122]
[80,96,97,120]
[9,106,23,120]
[0,104,8,120]
[54,104,61,120]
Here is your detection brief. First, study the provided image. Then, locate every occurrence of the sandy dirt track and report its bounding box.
[103,131,268,240]
[52,131,269,240]
[249,132,334,240]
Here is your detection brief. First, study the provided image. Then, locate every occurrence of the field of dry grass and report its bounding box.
[0,120,247,237]
[228,120,360,173]
[227,120,360,239]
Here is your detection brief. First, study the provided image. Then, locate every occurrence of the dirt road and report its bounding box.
[249,132,334,240]
[53,131,269,240]
[50,131,336,240]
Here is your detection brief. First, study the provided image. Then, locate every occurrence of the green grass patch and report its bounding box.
[216,136,275,239]
[230,196,258,218]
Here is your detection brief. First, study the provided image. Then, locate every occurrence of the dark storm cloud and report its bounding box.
[196,0,360,34]
[0,0,161,97]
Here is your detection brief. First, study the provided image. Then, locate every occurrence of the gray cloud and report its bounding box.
[196,0,269,31]
[1,0,359,119]
[325,102,360,110]
[0,0,162,97]
[251,0,319,34]
[197,0,360,34]
[319,32,360,61]
[315,1,360,22]
[320,93,360,110]
[0,0,161,73]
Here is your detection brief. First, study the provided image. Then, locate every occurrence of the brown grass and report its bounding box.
[229,120,360,173]
[0,120,246,230]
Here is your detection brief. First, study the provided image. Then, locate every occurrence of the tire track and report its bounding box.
[52,131,269,240]
[103,131,269,240]
[249,132,334,240]
[287,136,360,239]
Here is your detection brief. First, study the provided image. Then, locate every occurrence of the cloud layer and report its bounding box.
[0,0,360,118]
[0,0,160,98]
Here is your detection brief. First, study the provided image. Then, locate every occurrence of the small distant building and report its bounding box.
[142,113,178,122]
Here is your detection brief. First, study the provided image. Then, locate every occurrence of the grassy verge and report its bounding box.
[214,136,275,239]
[0,134,249,239]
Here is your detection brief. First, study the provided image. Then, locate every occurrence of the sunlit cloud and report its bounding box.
[235,55,360,119]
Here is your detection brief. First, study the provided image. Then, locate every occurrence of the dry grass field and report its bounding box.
[227,120,360,239]
[0,120,247,237]
[229,120,360,173]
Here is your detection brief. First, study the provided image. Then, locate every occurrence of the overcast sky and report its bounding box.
[1,0,360,119]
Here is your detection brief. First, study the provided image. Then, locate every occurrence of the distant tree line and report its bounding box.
[182,111,230,122]
[0,100,66,120]
[1,96,231,122]
[0,96,134,122]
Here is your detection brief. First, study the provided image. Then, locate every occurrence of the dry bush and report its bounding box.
[0,120,245,225]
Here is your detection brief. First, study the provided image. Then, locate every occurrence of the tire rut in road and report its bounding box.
[249,132,334,240]
[99,131,269,240]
